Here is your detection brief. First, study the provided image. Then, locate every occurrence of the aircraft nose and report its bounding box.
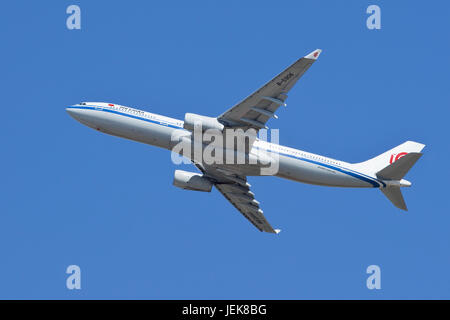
[66,106,84,121]
[66,107,76,118]
[66,106,74,116]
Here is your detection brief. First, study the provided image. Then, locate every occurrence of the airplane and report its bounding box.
[66,49,425,234]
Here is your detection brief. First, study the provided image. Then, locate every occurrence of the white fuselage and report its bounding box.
[66,102,385,189]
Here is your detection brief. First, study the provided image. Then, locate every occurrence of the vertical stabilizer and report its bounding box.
[354,141,425,174]
[370,145,425,211]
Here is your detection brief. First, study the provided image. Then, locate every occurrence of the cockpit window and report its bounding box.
[80,102,87,105]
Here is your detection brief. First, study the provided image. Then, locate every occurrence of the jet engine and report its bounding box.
[183,113,224,132]
[173,170,213,192]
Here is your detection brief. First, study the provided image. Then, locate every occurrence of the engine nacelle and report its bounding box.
[173,170,213,192]
[183,113,224,132]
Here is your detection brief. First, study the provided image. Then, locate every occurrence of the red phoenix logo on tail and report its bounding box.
[389,152,408,164]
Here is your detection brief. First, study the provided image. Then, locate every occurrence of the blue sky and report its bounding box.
[1,0,449,299]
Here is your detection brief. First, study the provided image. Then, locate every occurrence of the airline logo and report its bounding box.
[389,152,408,164]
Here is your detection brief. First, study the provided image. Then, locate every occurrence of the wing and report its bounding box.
[215,182,280,234]
[194,163,280,234]
[217,49,321,131]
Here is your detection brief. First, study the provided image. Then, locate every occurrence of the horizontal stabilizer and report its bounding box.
[381,187,407,211]
[376,152,423,180]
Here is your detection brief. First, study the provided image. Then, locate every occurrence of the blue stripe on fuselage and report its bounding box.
[67,105,384,188]
[252,146,384,188]
[67,105,183,129]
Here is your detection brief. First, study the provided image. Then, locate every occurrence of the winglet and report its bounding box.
[274,229,281,234]
[304,49,322,60]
